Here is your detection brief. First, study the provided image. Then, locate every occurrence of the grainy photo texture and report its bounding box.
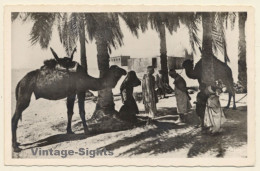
[4,5,255,166]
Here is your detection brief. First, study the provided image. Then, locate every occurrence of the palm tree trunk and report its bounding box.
[201,13,215,86]
[158,22,169,84]
[79,15,87,71]
[94,35,115,114]
[238,12,247,90]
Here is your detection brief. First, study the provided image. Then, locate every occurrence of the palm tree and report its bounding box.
[179,12,201,54]
[149,13,183,84]
[12,12,88,71]
[13,12,135,114]
[58,13,88,71]
[183,12,236,85]
[122,12,184,85]
[83,13,125,114]
[200,12,216,85]
[238,12,247,91]
[201,12,236,85]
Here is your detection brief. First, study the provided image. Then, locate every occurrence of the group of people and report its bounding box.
[119,66,226,134]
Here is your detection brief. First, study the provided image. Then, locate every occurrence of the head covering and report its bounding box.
[147,66,154,74]
[147,66,154,70]
[120,71,140,91]
[207,86,215,94]
[169,68,177,76]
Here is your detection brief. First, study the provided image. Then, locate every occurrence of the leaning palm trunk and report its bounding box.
[238,12,247,91]
[201,13,215,86]
[95,35,115,114]
[158,23,169,84]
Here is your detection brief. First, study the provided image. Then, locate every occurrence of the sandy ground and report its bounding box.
[11,69,247,158]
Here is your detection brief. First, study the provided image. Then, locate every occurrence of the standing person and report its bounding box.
[196,83,209,129]
[119,71,141,122]
[169,69,192,123]
[155,70,166,99]
[142,66,158,123]
[204,81,226,134]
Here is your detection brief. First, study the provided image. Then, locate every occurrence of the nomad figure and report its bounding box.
[119,71,141,122]
[169,69,192,123]
[204,82,226,134]
[182,58,236,130]
[142,66,158,122]
[155,70,166,99]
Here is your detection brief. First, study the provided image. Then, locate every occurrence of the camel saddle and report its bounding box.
[55,62,79,72]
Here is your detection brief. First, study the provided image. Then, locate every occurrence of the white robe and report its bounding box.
[204,95,226,133]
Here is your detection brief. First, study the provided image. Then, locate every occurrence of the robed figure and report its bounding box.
[142,66,158,120]
[169,69,192,122]
[119,71,141,122]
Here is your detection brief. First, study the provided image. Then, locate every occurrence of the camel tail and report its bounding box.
[15,81,23,121]
[226,68,236,96]
[14,81,23,121]
[15,81,21,101]
[14,70,38,121]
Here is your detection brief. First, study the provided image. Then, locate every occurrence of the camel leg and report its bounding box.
[77,92,89,135]
[66,95,76,134]
[12,90,32,152]
[225,93,231,109]
[232,94,236,110]
[12,109,23,152]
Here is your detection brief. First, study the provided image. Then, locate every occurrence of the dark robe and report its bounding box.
[118,71,141,122]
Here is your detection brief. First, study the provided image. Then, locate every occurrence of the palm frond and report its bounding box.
[229,12,236,30]
[213,12,231,63]
[85,13,124,53]
[164,12,180,34]
[84,13,97,42]
[119,13,140,38]
[11,12,19,22]
[57,13,80,55]
[29,13,56,49]
[180,12,201,53]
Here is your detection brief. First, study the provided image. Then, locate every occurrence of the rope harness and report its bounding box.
[235,93,247,103]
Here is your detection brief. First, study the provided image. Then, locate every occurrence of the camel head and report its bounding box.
[169,69,178,78]
[107,65,127,88]
[182,59,194,70]
[109,65,127,78]
[50,47,77,68]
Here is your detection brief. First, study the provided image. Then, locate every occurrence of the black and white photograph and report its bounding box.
[4,5,255,166]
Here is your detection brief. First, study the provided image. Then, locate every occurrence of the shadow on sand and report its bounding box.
[20,133,89,150]
[19,106,247,158]
[104,106,247,157]
[187,106,247,157]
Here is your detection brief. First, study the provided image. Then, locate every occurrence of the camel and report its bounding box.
[182,57,236,109]
[12,48,127,152]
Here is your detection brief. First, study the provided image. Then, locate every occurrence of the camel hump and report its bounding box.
[34,67,77,100]
[42,58,78,72]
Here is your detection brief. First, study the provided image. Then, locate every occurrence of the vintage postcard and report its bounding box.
[4,5,255,166]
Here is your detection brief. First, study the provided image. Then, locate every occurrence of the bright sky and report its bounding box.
[11,14,242,82]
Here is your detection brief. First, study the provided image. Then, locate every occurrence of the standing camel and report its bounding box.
[12,48,126,152]
[182,58,236,109]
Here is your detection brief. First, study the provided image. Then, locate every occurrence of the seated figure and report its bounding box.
[118,71,141,122]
